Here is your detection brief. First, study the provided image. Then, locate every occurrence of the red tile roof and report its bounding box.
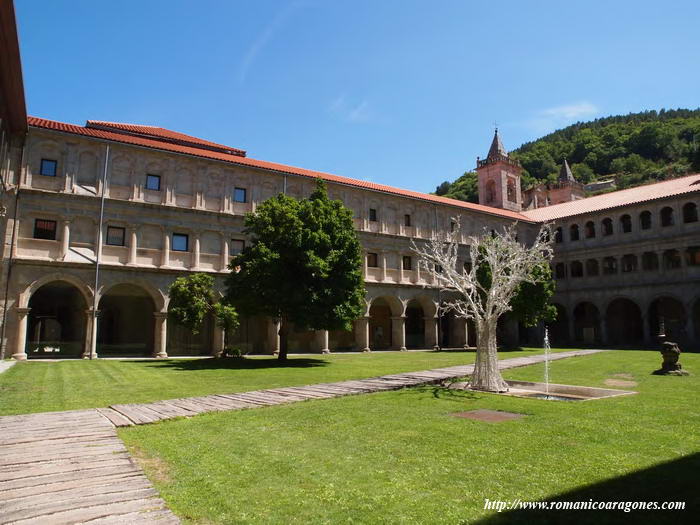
[522,173,700,221]
[28,116,533,222]
[85,120,246,156]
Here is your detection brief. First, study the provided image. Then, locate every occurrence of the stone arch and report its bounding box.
[605,297,643,346]
[405,298,426,349]
[368,296,400,349]
[25,280,89,359]
[573,301,601,344]
[648,296,686,343]
[97,283,157,357]
[411,294,438,318]
[20,273,93,309]
[98,279,166,312]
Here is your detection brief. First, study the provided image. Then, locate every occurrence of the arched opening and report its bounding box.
[573,302,600,344]
[569,224,580,241]
[369,298,393,349]
[26,281,87,358]
[98,284,155,357]
[548,303,569,345]
[602,256,617,275]
[662,249,681,270]
[570,261,583,278]
[485,179,496,204]
[642,251,659,271]
[167,310,214,356]
[661,206,674,227]
[405,299,425,349]
[506,179,516,202]
[606,298,643,346]
[640,210,652,230]
[585,221,595,239]
[649,297,686,343]
[554,227,563,243]
[682,202,698,223]
[620,214,632,233]
[621,254,638,273]
[602,218,613,236]
[586,259,599,276]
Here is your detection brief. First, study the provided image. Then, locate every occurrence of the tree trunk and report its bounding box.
[469,319,509,392]
[278,316,289,361]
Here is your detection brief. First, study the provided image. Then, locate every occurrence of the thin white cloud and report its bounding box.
[328,94,373,123]
[524,101,600,134]
[238,2,305,84]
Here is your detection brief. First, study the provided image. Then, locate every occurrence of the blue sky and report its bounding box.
[15,0,700,193]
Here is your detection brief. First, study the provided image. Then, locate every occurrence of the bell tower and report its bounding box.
[476,129,523,212]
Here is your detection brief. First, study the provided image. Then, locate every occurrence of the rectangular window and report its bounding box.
[450,221,456,232]
[369,208,377,222]
[106,226,126,246]
[367,252,378,267]
[146,174,161,191]
[233,187,247,203]
[402,256,412,270]
[40,159,57,177]
[404,214,411,227]
[231,239,245,255]
[172,233,189,252]
[33,219,57,240]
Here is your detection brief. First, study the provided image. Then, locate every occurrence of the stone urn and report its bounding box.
[652,341,689,376]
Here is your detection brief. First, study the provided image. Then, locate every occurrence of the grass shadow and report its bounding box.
[409,384,482,401]
[476,452,700,525]
[123,357,331,371]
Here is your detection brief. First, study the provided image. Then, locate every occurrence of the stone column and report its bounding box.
[391,316,406,350]
[220,235,229,271]
[399,255,405,283]
[363,253,369,279]
[266,318,280,355]
[568,311,576,344]
[127,228,137,265]
[600,318,609,346]
[60,220,70,260]
[12,307,30,360]
[213,324,225,356]
[642,314,653,346]
[192,233,201,270]
[424,316,439,350]
[380,252,387,281]
[415,260,421,284]
[355,317,370,352]
[161,230,170,267]
[82,309,99,359]
[153,312,168,358]
[315,330,330,354]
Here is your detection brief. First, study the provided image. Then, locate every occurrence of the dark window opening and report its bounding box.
[570,261,583,278]
[620,214,632,233]
[369,208,378,222]
[683,202,698,223]
[33,219,57,240]
[602,218,613,236]
[663,249,681,270]
[640,211,652,230]
[585,221,595,239]
[233,187,247,203]
[402,256,412,270]
[569,224,580,241]
[661,207,674,227]
[603,257,617,275]
[554,227,563,243]
[404,214,411,227]
[621,254,637,272]
[367,252,378,267]
[106,226,125,246]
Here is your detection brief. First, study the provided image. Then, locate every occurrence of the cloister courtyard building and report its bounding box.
[0,5,698,360]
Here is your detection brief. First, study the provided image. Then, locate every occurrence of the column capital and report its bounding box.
[16,307,31,315]
[153,311,168,320]
[390,316,406,321]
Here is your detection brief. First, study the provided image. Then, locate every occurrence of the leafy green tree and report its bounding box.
[225,179,365,360]
[168,273,239,355]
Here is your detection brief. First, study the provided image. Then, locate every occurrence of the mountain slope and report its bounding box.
[435,108,700,203]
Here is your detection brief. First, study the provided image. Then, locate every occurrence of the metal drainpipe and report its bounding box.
[90,144,110,359]
[283,174,287,195]
[434,204,441,350]
[0,133,26,360]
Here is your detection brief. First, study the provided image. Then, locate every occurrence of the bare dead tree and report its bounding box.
[412,220,553,392]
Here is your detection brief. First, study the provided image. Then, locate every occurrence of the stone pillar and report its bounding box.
[424,316,439,350]
[380,252,387,281]
[642,314,653,346]
[600,317,609,346]
[266,317,280,355]
[355,317,370,352]
[415,260,421,284]
[128,228,138,265]
[192,233,201,270]
[391,316,406,350]
[60,220,70,260]
[153,312,168,358]
[161,230,170,267]
[213,324,225,356]
[315,330,330,354]
[12,307,30,360]
[568,313,576,344]
[399,255,405,283]
[82,309,99,359]
[363,253,369,279]
[220,236,229,271]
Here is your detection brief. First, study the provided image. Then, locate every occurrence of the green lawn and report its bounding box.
[0,348,556,415]
[120,350,700,524]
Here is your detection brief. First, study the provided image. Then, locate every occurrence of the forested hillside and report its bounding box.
[435,108,700,203]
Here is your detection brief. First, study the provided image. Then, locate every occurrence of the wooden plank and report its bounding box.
[0,456,135,482]
[97,407,134,427]
[0,464,142,492]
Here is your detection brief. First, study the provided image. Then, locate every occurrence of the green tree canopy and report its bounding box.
[225,179,365,360]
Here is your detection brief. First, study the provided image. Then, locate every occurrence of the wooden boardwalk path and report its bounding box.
[0,349,601,523]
